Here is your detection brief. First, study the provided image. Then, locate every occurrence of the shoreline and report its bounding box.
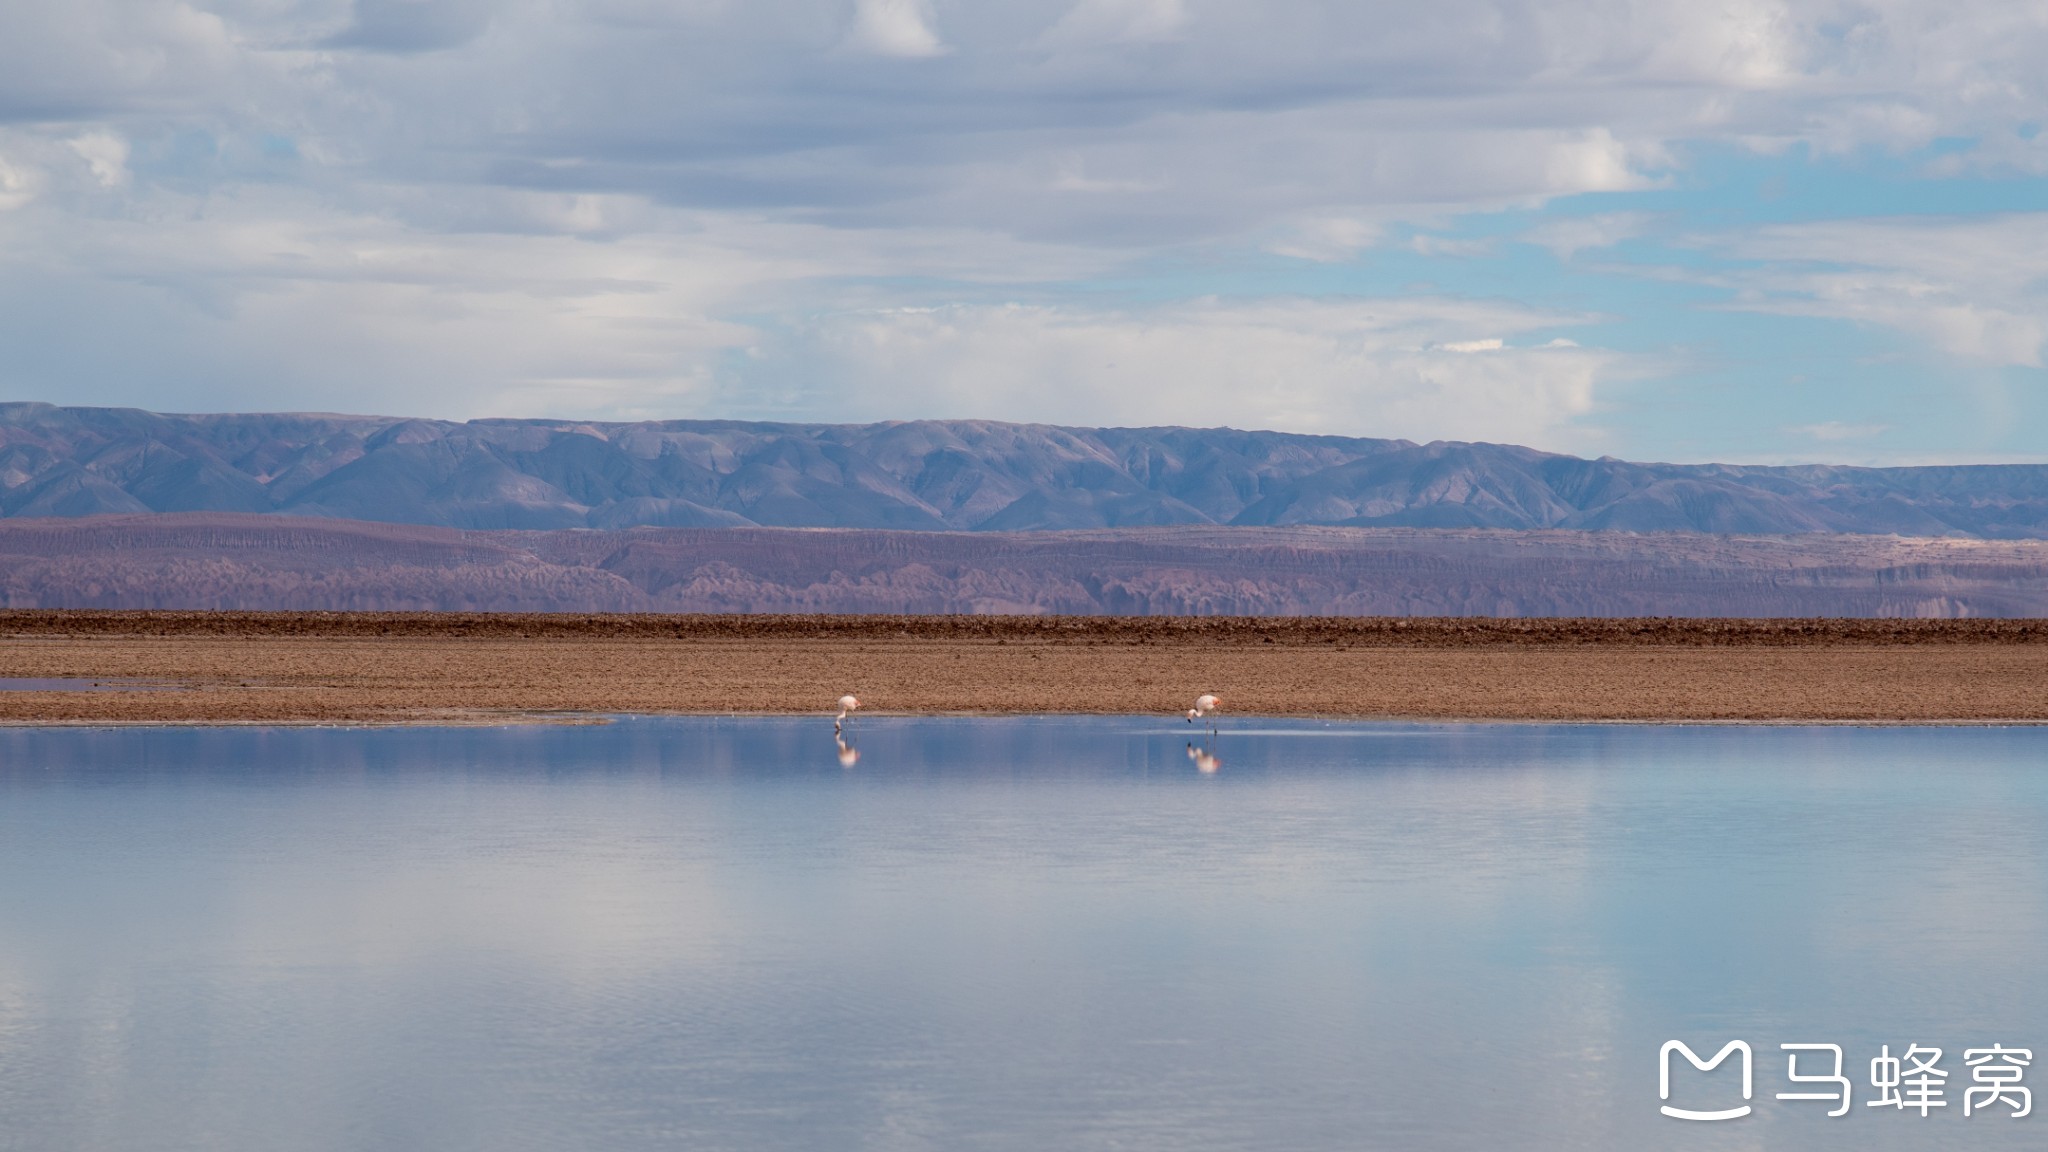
[3,611,2046,726]
[7,713,2048,730]
[9,609,2048,644]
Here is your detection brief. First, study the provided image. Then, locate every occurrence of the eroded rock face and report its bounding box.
[6,514,2048,616]
[7,403,2048,537]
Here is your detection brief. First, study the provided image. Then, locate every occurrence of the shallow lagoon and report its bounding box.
[2,717,2045,1151]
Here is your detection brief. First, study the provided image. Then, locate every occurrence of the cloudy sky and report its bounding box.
[3,0,2047,462]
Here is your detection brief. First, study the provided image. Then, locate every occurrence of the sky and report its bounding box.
[2,0,2047,464]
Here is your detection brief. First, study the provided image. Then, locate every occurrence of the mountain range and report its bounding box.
[7,403,2048,537]
[6,515,2047,617]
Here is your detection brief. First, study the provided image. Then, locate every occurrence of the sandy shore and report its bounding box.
[0,611,2045,725]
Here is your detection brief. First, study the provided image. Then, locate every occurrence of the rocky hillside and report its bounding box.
[6,514,2047,616]
[6,404,2048,536]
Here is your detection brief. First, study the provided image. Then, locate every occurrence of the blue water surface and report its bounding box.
[1,716,2044,1152]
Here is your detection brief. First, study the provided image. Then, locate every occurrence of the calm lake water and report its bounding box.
[2,717,2046,1151]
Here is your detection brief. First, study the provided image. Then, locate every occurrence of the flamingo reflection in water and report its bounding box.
[831,694,862,765]
[1183,693,1223,772]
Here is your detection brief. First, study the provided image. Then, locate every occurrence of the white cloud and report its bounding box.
[1707,214,2048,367]
[750,298,1628,443]
[1049,156,1165,193]
[0,173,1633,440]
[1407,234,1494,257]
[0,155,38,211]
[1794,421,1889,442]
[325,0,499,53]
[845,0,947,57]
[1523,212,1653,260]
[0,0,2045,450]
[0,0,246,116]
[1542,129,1657,193]
[1263,216,1382,262]
[0,177,1125,420]
[13,0,2026,254]
[67,132,130,188]
[1042,0,1188,47]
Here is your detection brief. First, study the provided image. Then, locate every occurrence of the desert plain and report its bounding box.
[0,611,2044,725]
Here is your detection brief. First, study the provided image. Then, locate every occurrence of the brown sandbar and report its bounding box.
[0,612,2043,726]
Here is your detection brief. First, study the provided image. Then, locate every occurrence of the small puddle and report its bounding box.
[0,678,181,693]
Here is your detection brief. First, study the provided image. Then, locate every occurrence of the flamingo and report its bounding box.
[1187,693,1222,734]
[835,694,860,733]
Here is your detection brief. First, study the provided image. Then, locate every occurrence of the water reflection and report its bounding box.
[835,730,860,767]
[1186,739,1222,773]
[2,718,2047,1152]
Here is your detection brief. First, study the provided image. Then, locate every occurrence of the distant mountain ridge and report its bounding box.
[6,403,2048,537]
[8,515,2048,616]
